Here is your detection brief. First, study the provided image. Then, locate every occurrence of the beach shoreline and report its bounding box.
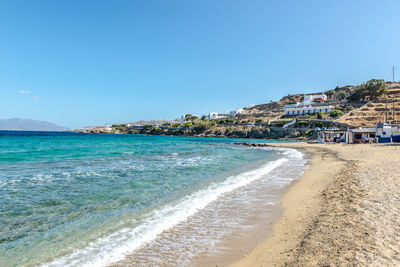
[231,142,400,266]
[110,145,309,267]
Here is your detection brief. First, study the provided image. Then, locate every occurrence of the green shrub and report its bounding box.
[325,89,335,98]
[112,123,126,128]
[329,110,344,118]
[183,122,193,128]
[295,121,310,127]
[128,129,139,134]
[314,121,323,128]
[305,129,314,136]
[172,123,181,127]
[193,125,206,133]
[255,119,264,124]
[192,120,209,133]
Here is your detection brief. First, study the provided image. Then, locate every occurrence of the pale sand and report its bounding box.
[231,143,400,266]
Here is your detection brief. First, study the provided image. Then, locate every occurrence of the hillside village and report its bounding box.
[82,79,400,142]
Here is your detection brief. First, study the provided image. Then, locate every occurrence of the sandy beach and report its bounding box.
[232,142,400,266]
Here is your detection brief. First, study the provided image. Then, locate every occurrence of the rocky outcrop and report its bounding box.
[82,123,312,140]
[137,125,310,140]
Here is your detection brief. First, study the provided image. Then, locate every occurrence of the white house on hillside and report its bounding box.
[229,108,244,116]
[303,94,327,105]
[284,93,333,116]
[284,105,334,115]
[208,112,229,120]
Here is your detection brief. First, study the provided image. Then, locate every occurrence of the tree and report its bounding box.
[338,92,347,100]
[329,110,344,118]
[315,111,323,119]
[348,79,388,101]
[255,119,264,124]
[325,89,335,98]
[184,114,198,121]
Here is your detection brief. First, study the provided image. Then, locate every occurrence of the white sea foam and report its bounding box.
[42,157,288,267]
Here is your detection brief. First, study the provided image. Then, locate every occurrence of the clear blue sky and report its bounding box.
[1,0,399,128]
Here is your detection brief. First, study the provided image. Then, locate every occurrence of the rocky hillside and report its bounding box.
[82,80,395,139]
[237,85,357,123]
[337,82,400,127]
[130,125,311,139]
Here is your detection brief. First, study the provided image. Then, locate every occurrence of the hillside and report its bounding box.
[0,118,68,131]
[337,82,400,127]
[235,85,357,123]
[82,80,397,139]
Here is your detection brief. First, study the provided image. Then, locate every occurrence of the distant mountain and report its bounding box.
[0,118,68,131]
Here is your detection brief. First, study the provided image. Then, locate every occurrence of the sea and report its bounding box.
[0,131,308,267]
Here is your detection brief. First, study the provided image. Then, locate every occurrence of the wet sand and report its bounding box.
[232,143,400,266]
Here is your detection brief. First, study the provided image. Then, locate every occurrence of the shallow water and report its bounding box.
[0,132,306,266]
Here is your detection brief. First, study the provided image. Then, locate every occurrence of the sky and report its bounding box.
[1,0,400,128]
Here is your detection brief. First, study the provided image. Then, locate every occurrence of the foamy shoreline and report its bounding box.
[111,146,308,267]
[231,142,400,266]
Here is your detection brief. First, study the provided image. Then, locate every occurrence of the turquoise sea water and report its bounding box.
[0,132,306,266]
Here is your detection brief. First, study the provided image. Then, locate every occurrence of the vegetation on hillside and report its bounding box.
[347,79,388,101]
[329,110,344,118]
[184,114,198,121]
[86,79,397,139]
[325,86,353,101]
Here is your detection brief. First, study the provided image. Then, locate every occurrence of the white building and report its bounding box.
[208,112,229,120]
[284,105,334,116]
[376,122,400,142]
[229,108,244,117]
[303,94,327,105]
[179,115,186,122]
[284,93,333,116]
